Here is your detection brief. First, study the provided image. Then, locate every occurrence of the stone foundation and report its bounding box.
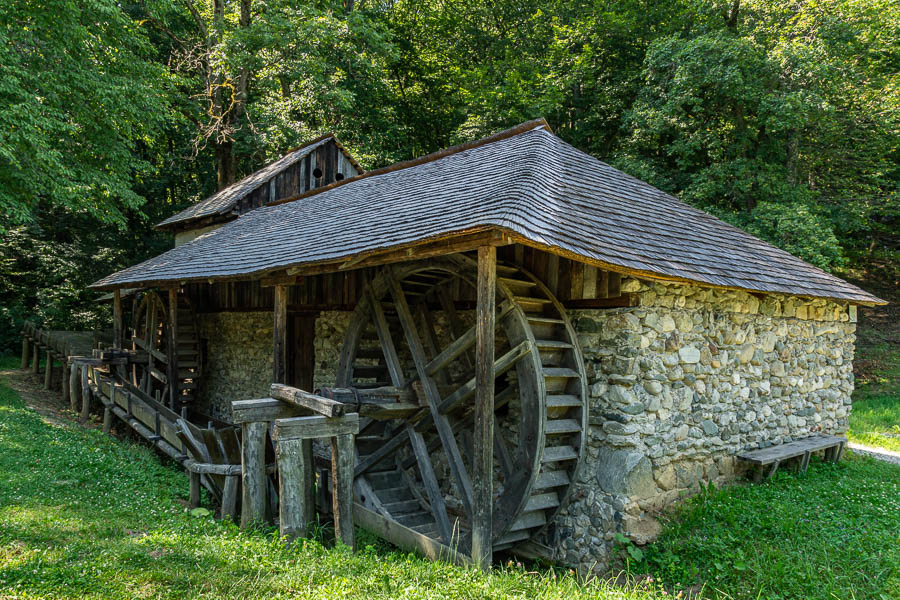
[548,277,857,572]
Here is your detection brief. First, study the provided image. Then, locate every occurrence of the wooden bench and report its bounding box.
[737,435,846,482]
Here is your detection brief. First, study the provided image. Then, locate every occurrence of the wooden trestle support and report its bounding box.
[336,255,589,561]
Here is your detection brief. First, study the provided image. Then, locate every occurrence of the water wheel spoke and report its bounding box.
[407,425,454,543]
[436,340,532,414]
[387,272,475,518]
[365,287,406,388]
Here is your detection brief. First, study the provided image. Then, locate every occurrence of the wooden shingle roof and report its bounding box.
[93,121,883,304]
[156,134,362,229]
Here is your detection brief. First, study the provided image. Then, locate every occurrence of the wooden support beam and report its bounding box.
[232,397,304,424]
[272,413,360,441]
[275,437,315,541]
[43,349,53,390]
[69,361,79,412]
[167,288,178,409]
[241,421,268,527]
[408,425,453,544]
[79,365,91,424]
[113,289,123,349]
[62,359,71,406]
[273,284,288,384]
[270,383,346,418]
[331,433,355,549]
[189,471,201,508]
[21,336,30,370]
[32,343,39,375]
[472,245,495,570]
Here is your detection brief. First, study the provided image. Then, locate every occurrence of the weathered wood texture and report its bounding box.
[275,437,315,541]
[738,435,846,482]
[270,383,345,417]
[331,433,355,549]
[472,245,496,570]
[354,503,470,566]
[273,284,288,384]
[241,421,269,527]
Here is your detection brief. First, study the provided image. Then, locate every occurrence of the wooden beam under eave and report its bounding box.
[273,284,288,385]
[472,245,496,570]
[113,289,123,350]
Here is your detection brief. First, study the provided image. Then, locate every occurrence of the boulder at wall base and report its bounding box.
[595,447,657,500]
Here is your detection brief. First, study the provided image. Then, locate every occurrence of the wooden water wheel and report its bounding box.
[337,256,588,553]
[130,291,202,409]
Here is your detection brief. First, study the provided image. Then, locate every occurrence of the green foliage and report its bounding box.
[633,456,900,599]
[0,0,167,227]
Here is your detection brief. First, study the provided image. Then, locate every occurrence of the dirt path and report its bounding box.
[848,442,900,465]
[0,367,94,430]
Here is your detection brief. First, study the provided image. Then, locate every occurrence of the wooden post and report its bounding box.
[275,438,314,541]
[189,471,201,508]
[167,288,179,410]
[69,361,80,411]
[62,359,71,406]
[331,433,355,549]
[241,421,268,527]
[273,284,288,384]
[471,245,496,570]
[222,475,240,522]
[102,406,113,434]
[113,289,123,349]
[79,365,91,424]
[31,343,40,375]
[43,350,53,389]
[21,336,30,370]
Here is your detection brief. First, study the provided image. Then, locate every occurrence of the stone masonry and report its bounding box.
[548,276,857,572]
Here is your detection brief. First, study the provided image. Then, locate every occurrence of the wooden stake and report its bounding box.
[331,433,355,549]
[102,406,113,434]
[273,284,287,384]
[31,343,39,375]
[79,365,91,424]
[189,471,201,508]
[240,421,268,527]
[62,359,71,406]
[472,245,496,570]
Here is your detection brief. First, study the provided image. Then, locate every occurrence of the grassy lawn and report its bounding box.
[843,251,900,454]
[2,355,899,600]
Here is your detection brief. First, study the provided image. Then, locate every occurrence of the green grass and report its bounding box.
[848,342,900,453]
[631,459,900,600]
[0,361,662,600]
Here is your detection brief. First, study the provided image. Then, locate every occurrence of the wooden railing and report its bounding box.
[232,384,360,548]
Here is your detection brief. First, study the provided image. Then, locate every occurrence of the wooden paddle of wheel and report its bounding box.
[336,255,588,556]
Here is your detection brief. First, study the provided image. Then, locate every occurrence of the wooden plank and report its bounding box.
[583,265,597,298]
[79,365,91,424]
[270,383,345,418]
[570,260,584,300]
[388,273,474,517]
[232,398,305,424]
[737,436,847,465]
[608,272,622,297]
[597,270,609,299]
[407,425,453,543]
[546,254,559,295]
[472,245,495,570]
[272,413,360,441]
[276,437,314,541]
[563,294,638,309]
[241,421,268,527]
[331,433,355,549]
[274,284,288,384]
[365,287,405,388]
[354,502,470,565]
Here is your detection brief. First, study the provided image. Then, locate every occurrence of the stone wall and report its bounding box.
[548,277,857,572]
[196,311,273,421]
[313,311,352,389]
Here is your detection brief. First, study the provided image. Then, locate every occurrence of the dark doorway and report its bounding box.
[287,312,317,391]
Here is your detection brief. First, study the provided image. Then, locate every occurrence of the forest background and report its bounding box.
[1,0,897,351]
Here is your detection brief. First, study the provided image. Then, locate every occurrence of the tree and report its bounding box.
[0,0,168,228]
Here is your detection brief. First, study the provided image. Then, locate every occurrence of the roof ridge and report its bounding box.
[266,118,552,209]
